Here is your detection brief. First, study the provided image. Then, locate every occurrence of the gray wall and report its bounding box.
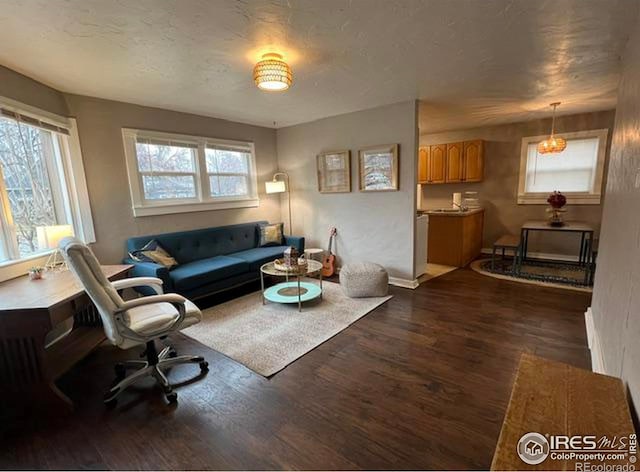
[591,14,640,413]
[419,110,615,256]
[0,66,282,266]
[64,94,281,263]
[276,101,418,281]
[0,65,69,117]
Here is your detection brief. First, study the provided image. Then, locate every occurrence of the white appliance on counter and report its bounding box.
[415,214,429,277]
[452,192,462,209]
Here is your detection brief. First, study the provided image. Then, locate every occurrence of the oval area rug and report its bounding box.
[470,258,592,293]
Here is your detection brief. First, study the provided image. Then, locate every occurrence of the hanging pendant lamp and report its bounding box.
[537,102,567,154]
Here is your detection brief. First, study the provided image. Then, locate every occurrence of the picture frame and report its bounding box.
[317,150,351,193]
[358,144,399,192]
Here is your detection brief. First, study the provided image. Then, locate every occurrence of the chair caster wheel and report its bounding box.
[166,392,178,404]
[199,361,209,372]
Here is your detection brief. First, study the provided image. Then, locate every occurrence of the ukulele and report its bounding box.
[321,227,337,277]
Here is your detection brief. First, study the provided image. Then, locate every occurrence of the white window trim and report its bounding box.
[62,118,96,242]
[0,250,55,283]
[0,95,70,129]
[0,97,95,281]
[122,128,259,217]
[517,128,609,205]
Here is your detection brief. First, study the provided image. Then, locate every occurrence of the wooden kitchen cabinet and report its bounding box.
[427,209,484,267]
[418,146,429,183]
[429,144,447,183]
[445,142,464,182]
[463,139,484,182]
[418,144,446,184]
[418,139,484,184]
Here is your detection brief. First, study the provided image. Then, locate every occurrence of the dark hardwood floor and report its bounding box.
[0,269,591,470]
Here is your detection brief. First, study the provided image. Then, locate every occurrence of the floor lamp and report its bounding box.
[265,172,292,235]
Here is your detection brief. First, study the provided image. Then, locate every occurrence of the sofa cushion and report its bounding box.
[170,255,249,291]
[230,246,289,272]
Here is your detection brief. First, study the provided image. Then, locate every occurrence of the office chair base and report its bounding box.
[105,341,208,406]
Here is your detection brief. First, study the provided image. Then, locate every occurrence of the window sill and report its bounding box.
[0,250,54,283]
[518,194,601,205]
[132,198,260,217]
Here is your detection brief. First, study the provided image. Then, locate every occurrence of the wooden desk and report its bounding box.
[0,265,131,409]
[491,353,636,471]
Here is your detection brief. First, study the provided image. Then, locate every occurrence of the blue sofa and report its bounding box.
[124,221,304,299]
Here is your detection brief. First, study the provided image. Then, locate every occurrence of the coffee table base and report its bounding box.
[263,281,322,311]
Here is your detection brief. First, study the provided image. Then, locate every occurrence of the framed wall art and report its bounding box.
[317,150,351,193]
[358,144,398,192]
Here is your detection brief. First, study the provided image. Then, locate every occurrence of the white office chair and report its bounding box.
[59,237,208,405]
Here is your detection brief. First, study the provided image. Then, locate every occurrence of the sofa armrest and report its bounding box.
[285,235,305,253]
[123,258,173,294]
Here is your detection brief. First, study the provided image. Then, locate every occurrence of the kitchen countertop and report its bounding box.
[418,208,484,217]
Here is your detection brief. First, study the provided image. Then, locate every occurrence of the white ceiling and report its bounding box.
[0,0,637,131]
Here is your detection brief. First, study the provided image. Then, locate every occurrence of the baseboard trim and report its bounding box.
[585,307,605,374]
[480,248,580,262]
[389,277,419,289]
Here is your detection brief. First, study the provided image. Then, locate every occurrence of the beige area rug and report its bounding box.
[418,263,457,283]
[182,281,392,377]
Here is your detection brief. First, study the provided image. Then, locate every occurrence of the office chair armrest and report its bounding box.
[114,294,188,341]
[116,293,186,313]
[123,259,173,293]
[112,277,164,295]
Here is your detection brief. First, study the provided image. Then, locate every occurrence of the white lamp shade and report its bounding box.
[265,180,286,194]
[37,225,74,250]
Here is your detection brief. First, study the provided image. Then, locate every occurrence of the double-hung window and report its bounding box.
[517,129,609,204]
[205,144,252,198]
[0,97,94,278]
[123,129,258,216]
[135,139,198,201]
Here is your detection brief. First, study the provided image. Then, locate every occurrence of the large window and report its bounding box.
[0,98,94,271]
[205,145,251,197]
[135,139,198,201]
[517,129,608,204]
[123,129,258,216]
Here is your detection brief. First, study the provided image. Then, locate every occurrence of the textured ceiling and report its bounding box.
[0,0,637,131]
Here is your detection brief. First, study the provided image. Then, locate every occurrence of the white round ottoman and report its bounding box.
[339,262,389,298]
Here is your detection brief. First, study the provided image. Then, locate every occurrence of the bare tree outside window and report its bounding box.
[0,118,58,257]
[122,129,259,216]
[205,148,250,197]
[135,141,197,200]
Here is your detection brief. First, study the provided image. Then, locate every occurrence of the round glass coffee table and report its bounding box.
[260,260,323,311]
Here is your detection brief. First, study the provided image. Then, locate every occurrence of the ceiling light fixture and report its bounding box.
[537,102,567,154]
[253,53,292,92]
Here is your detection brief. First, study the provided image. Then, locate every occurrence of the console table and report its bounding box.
[0,265,131,410]
[520,220,595,284]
